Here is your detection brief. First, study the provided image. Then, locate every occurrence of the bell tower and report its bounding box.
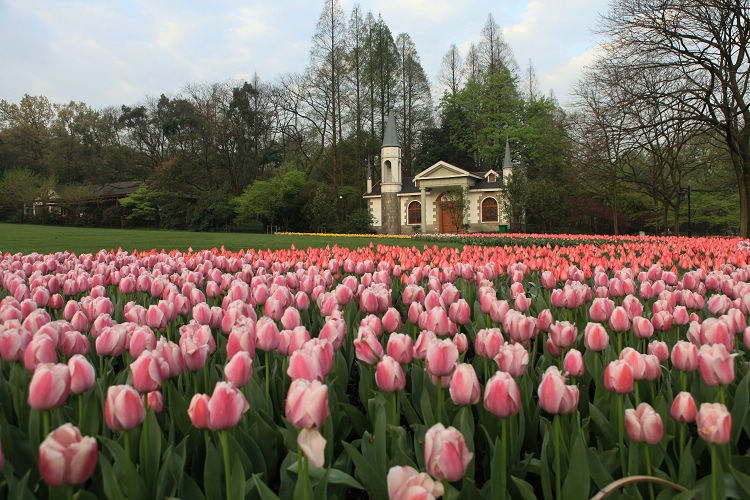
[381,111,402,234]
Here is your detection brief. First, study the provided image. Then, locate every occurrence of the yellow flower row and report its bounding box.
[276,232,412,239]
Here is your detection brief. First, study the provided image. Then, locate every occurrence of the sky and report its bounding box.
[0,0,610,111]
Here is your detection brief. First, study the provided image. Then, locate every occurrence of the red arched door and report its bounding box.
[437,193,461,233]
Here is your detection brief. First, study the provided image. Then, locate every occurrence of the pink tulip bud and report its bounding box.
[128,326,156,358]
[536,309,553,332]
[354,327,384,365]
[39,423,97,487]
[205,381,250,430]
[285,379,328,429]
[483,371,521,417]
[24,334,58,371]
[0,326,30,362]
[495,342,529,377]
[255,317,280,352]
[642,354,661,381]
[608,306,630,332]
[549,321,577,349]
[68,355,95,394]
[625,403,663,444]
[620,347,647,380]
[280,307,302,330]
[425,307,451,337]
[130,351,165,393]
[387,333,413,365]
[647,341,669,363]
[698,344,735,386]
[95,325,128,357]
[425,338,458,378]
[670,392,697,423]
[563,349,584,377]
[696,403,731,445]
[387,465,444,500]
[188,394,211,429]
[604,360,634,394]
[583,322,609,352]
[424,423,473,482]
[449,299,471,325]
[589,298,614,322]
[541,271,556,289]
[28,363,71,410]
[538,366,579,414]
[145,391,164,413]
[449,363,480,405]
[375,355,406,393]
[671,340,698,371]
[475,328,504,359]
[454,332,468,353]
[105,385,146,431]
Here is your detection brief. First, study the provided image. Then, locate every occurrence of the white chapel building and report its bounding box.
[364,112,512,234]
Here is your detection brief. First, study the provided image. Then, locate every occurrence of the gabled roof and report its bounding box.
[413,161,482,181]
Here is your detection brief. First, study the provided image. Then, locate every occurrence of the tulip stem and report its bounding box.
[67,485,73,500]
[265,351,270,406]
[554,414,561,500]
[124,430,132,500]
[42,410,49,438]
[643,443,655,500]
[718,385,725,406]
[436,379,443,423]
[392,391,399,426]
[680,371,687,392]
[618,394,626,477]
[500,418,507,500]
[304,455,310,500]
[220,430,232,500]
[78,393,84,430]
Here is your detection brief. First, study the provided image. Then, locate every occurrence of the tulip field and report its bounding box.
[2,235,750,499]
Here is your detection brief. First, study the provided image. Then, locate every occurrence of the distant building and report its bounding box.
[33,181,141,219]
[364,112,511,234]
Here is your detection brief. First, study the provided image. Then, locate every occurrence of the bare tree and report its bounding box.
[601,0,750,236]
[439,44,463,95]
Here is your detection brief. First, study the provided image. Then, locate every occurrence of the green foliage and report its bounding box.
[120,186,158,225]
[0,168,49,222]
[233,168,307,229]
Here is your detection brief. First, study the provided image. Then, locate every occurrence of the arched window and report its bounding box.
[407,201,421,225]
[481,197,498,222]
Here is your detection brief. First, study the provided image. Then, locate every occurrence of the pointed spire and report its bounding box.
[503,137,512,169]
[382,111,400,148]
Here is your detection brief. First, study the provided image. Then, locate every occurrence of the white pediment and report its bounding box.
[414,161,481,181]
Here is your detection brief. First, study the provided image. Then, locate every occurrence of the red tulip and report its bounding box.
[39,423,97,486]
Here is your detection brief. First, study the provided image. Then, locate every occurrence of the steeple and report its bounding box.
[502,137,512,169]
[383,111,400,148]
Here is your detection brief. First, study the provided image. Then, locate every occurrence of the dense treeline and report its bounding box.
[0,0,740,235]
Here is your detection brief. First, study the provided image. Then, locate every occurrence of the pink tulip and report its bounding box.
[537,309,553,332]
[354,327,384,364]
[206,381,249,430]
[375,356,406,393]
[494,342,529,377]
[285,379,328,429]
[647,341,669,363]
[68,355,95,394]
[563,349,584,377]
[382,307,403,334]
[484,371,521,417]
[280,307,302,330]
[287,348,323,382]
[604,360,634,394]
[538,366,579,414]
[449,299,470,325]
[608,306,630,332]
[387,465,444,500]
[632,316,654,339]
[698,344,735,386]
[671,392,697,423]
[449,363,480,405]
[130,351,165,393]
[549,321,577,349]
[145,391,164,413]
[425,339,458,378]
[620,347,646,380]
[278,326,311,356]
[413,330,437,360]
[642,354,661,381]
[105,385,146,431]
[227,323,256,360]
[255,317,280,352]
[146,305,166,331]
[319,317,346,350]
[625,403,664,444]
[475,328,504,359]
[387,333,414,365]
[39,423,97,486]
[583,323,609,352]
[24,334,57,371]
[128,326,156,359]
[297,427,327,468]
[424,423,473,482]
[671,341,698,371]
[188,394,211,429]
[425,307,451,336]
[696,403,731,445]
[28,363,71,410]
[95,325,128,357]
[589,298,614,322]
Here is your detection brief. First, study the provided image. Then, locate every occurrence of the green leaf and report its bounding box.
[731,371,750,444]
[100,457,125,500]
[139,410,162,496]
[491,435,507,500]
[342,441,388,500]
[561,431,590,499]
[313,468,330,500]
[732,466,750,498]
[204,440,222,500]
[588,402,615,449]
[510,475,538,500]
[180,474,207,500]
[677,440,696,488]
[253,473,281,500]
[287,463,363,489]
[229,459,245,500]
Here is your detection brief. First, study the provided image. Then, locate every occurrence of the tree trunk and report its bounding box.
[673,199,680,236]
[739,163,750,237]
[663,203,669,235]
[612,179,619,235]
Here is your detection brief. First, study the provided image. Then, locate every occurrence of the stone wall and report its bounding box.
[381,192,400,234]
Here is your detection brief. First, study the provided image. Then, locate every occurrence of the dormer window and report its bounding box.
[488,173,496,183]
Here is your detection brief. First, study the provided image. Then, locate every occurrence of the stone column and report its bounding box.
[461,185,469,232]
[420,188,427,233]
[381,192,400,234]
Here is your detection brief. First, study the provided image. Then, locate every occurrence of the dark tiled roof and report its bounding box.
[364,177,419,196]
[471,178,500,190]
[53,181,142,199]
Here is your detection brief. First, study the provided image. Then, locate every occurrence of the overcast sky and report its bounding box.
[0,0,610,110]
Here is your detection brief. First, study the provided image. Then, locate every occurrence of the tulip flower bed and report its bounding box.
[1,237,750,499]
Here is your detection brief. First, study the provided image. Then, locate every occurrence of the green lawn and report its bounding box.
[0,223,458,254]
